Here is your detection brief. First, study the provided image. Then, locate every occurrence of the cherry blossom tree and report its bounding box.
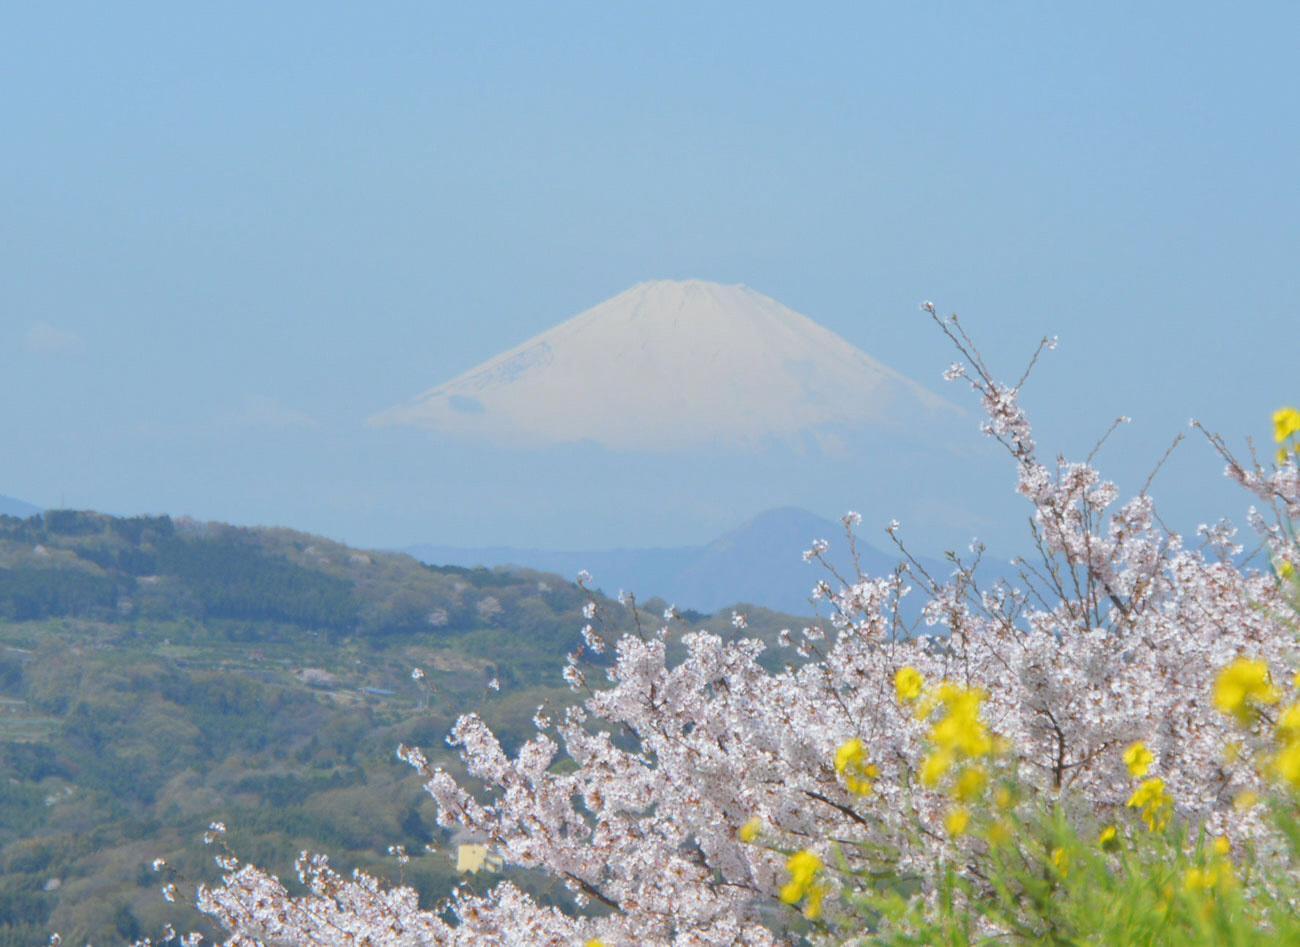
[193,307,1300,945]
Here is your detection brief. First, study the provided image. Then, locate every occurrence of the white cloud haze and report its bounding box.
[25,323,86,355]
[222,395,320,431]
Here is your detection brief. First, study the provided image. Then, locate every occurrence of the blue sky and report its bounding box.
[3,3,1297,554]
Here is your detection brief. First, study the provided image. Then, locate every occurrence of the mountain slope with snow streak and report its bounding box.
[370,279,959,450]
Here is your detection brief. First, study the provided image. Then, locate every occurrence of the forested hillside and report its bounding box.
[0,510,804,945]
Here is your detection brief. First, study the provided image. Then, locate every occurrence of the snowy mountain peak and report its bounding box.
[369,280,959,450]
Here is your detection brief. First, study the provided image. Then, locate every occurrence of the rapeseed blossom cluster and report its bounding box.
[890,670,999,835]
[917,681,993,782]
[1213,657,1280,724]
[893,665,924,701]
[1126,777,1173,832]
[1274,405,1300,464]
[1123,741,1153,777]
[1273,703,1300,785]
[1212,656,1300,794]
[778,850,827,918]
[833,737,880,796]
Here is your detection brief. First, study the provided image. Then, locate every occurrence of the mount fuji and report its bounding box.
[369,279,962,450]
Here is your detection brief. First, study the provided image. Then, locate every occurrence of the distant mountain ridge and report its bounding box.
[0,494,41,517]
[404,507,933,615]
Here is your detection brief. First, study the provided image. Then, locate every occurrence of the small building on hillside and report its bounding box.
[455,843,503,874]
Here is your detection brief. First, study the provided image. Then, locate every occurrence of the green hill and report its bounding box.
[0,509,805,945]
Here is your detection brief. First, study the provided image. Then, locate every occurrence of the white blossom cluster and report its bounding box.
[196,318,1298,945]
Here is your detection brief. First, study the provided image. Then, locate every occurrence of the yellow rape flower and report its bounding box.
[586,941,609,947]
[1051,846,1069,876]
[1123,741,1153,777]
[834,738,863,773]
[954,765,987,802]
[833,737,879,794]
[1234,790,1258,811]
[894,666,924,702]
[803,884,826,919]
[786,850,821,884]
[920,749,954,786]
[1098,825,1119,851]
[1274,406,1300,443]
[1184,861,1235,894]
[1212,835,1231,856]
[845,765,879,795]
[779,850,823,906]
[1278,704,1300,741]
[944,806,970,836]
[994,785,1016,811]
[915,681,995,790]
[1127,777,1172,831]
[738,817,761,843]
[1214,657,1280,723]
[1127,777,1168,809]
[927,684,993,757]
[1274,741,1300,787]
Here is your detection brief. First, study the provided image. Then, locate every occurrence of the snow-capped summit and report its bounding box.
[369,279,959,450]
